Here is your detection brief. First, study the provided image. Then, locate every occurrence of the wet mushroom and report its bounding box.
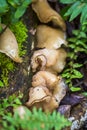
[32,0,66,31]
[32,71,60,90]
[0,24,22,63]
[35,25,67,49]
[31,48,67,73]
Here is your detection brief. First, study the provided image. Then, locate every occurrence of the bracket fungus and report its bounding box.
[32,0,66,31]
[0,24,22,63]
[31,48,67,73]
[35,25,67,49]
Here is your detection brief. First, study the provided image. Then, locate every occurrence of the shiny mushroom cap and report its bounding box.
[0,24,22,63]
[32,0,66,31]
[26,86,52,107]
[35,25,67,49]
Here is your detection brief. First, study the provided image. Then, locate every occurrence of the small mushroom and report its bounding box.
[32,71,60,90]
[31,48,67,73]
[26,86,58,113]
[26,86,51,107]
[14,106,28,119]
[53,77,67,104]
[35,25,67,49]
[32,0,66,31]
[0,24,22,63]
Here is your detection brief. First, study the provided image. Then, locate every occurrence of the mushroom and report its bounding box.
[14,106,28,119]
[0,24,22,63]
[31,48,67,73]
[32,71,60,90]
[26,86,58,113]
[43,96,58,113]
[35,25,67,49]
[26,86,52,107]
[53,77,67,104]
[32,0,66,31]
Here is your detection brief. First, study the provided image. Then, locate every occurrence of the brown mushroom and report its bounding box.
[43,96,58,113]
[32,71,60,90]
[32,0,66,31]
[35,25,67,49]
[26,86,58,113]
[0,24,22,63]
[26,86,52,107]
[31,48,67,73]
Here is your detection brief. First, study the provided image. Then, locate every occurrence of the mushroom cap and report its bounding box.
[31,48,58,72]
[35,25,67,49]
[48,48,67,73]
[31,48,67,73]
[32,71,60,90]
[0,24,22,63]
[32,0,66,31]
[26,86,52,107]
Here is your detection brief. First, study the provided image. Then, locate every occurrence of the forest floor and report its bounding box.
[0,1,87,130]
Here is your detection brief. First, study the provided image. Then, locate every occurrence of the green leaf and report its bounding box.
[7,0,20,7]
[80,4,87,24]
[60,0,77,4]
[14,0,32,19]
[0,80,4,87]
[70,86,81,92]
[72,69,83,78]
[64,1,81,16]
[73,63,83,68]
[0,0,9,14]
[69,3,85,21]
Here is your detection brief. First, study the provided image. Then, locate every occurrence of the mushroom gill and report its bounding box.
[31,48,67,74]
[32,0,66,31]
[0,24,22,63]
[35,25,67,49]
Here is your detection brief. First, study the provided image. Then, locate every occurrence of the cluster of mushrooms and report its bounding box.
[25,0,68,113]
[0,0,68,113]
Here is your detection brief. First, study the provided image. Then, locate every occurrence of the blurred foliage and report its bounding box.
[0,106,71,130]
[0,0,32,24]
[60,0,87,24]
[59,0,87,91]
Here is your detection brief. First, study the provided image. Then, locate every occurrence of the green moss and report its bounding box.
[0,21,28,87]
[10,21,28,56]
[0,54,15,87]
